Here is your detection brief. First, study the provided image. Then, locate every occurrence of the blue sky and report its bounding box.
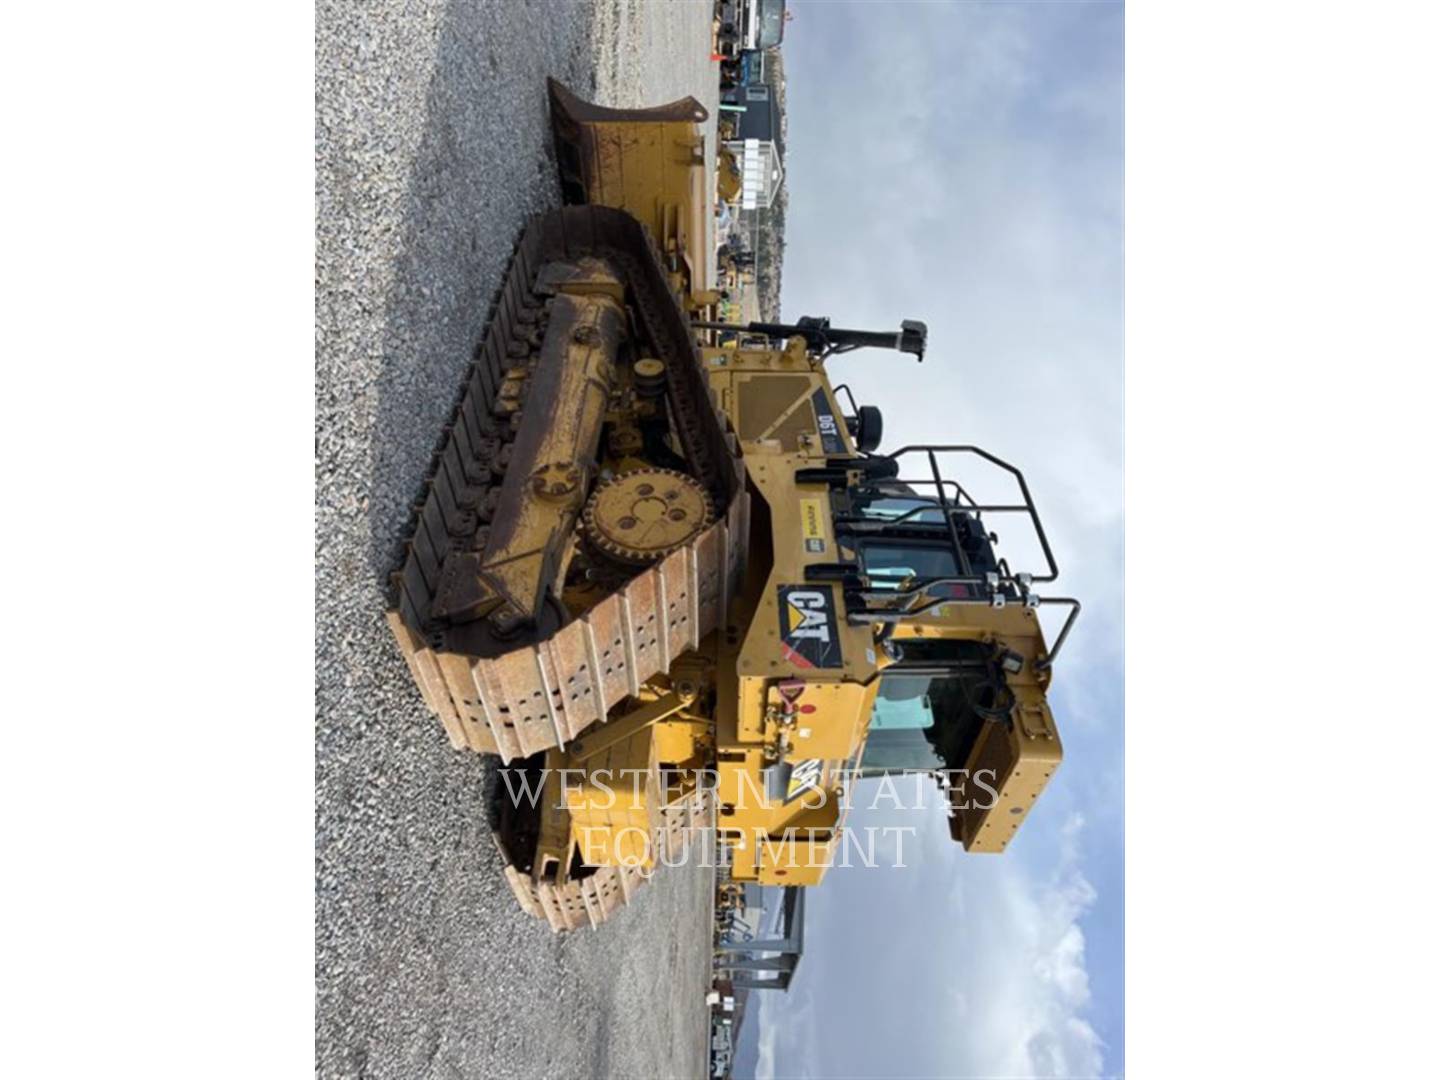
[735,3,1123,1077]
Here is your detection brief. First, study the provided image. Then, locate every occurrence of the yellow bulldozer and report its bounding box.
[385,80,1080,931]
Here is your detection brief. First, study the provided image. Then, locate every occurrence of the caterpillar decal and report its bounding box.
[777,585,842,669]
[799,496,828,554]
[784,757,826,804]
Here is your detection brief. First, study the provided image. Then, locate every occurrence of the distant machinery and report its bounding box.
[715,885,806,992]
[720,84,784,210]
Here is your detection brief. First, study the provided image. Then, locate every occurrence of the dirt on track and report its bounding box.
[315,2,720,1077]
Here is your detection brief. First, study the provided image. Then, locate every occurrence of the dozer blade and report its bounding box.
[547,77,709,206]
[547,78,713,292]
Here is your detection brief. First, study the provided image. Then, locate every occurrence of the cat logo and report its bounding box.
[785,758,826,804]
[786,591,831,641]
[777,585,842,669]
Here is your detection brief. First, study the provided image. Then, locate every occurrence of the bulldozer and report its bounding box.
[385,80,1080,931]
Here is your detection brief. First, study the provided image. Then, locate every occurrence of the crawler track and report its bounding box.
[496,787,714,932]
[387,205,747,764]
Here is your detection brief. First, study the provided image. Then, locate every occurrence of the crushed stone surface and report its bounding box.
[316,2,720,1076]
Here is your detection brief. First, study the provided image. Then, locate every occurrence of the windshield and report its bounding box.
[848,491,1000,594]
[853,494,959,588]
[854,494,946,524]
[858,541,960,590]
[756,0,786,48]
[859,639,1008,777]
[859,673,946,774]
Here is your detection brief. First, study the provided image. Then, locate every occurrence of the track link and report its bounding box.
[494,787,714,933]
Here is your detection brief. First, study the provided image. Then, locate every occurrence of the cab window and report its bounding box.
[855,495,945,524]
[858,541,960,590]
[859,672,946,774]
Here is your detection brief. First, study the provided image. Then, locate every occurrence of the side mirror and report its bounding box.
[898,320,928,361]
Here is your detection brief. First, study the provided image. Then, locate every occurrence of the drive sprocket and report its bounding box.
[581,468,716,566]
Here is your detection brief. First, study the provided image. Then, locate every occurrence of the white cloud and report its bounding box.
[755,997,778,1079]
[750,800,1107,1079]
[937,813,1105,1079]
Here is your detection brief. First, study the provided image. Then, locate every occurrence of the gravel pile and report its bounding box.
[315,2,720,1077]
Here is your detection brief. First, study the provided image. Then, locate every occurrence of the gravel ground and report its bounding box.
[315,3,720,1078]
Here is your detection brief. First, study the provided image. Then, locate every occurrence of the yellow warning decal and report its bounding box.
[786,758,826,804]
[800,497,828,555]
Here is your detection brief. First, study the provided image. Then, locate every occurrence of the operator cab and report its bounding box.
[820,448,1078,789]
[810,446,1077,663]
